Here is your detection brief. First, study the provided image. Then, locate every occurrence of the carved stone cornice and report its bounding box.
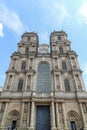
[67,50,78,56]
[6,69,36,75]
[76,91,87,100]
[0,91,87,100]
[6,69,17,74]
[71,68,83,73]
[26,69,36,75]
[51,69,71,74]
[11,51,21,57]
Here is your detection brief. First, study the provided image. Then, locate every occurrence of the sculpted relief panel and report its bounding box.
[38,44,49,54]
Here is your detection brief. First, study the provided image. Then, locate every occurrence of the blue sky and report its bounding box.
[0,0,87,90]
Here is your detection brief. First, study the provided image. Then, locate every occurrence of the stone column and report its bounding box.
[53,59,55,69]
[69,57,73,69]
[55,103,60,129]
[25,75,28,91]
[28,59,30,69]
[31,75,33,91]
[62,102,68,130]
[27,102,30,126]
[20,102,24,126]
[79,75,86,91]
[30,101,35,129]
[73,74,78,91]
[4,75,9,91]
[10,75,15,91]
[51,101,56,130]
[55,58,58,68]
[57,58,60,69]
[79,103,87,130]
[54,74,57,91]
[59,74,63,91]
[1,102,9,127]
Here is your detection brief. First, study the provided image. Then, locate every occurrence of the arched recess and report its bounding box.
[6,110,20,128]
[36,62,51,93]
[67,110,82,130]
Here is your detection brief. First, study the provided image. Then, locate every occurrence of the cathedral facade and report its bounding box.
[0,31,87,130]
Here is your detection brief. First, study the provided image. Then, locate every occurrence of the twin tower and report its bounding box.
[0,31,87,130]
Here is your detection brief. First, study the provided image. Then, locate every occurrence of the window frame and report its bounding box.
[64,79,70,92]
[21,61,26,70]
[58,36,61,40]
[59,47,63,54]
[62,61,67,70]
[25,47,29,54]
[17,79,23,92]
[36,62,51,93]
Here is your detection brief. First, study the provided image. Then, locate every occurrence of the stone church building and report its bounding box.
[0,31,87,130]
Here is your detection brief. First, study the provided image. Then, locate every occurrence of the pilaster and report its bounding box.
[27,102,30,126]
[79,75,86,91]
[56,103,60,129]
[73,74,78,91]
[1,102,9,127]
[30,101,35,130]
[4,75,9,91]
[25,75,28,91]
[10,75,15,91]
[20,102,24,126]
[59,73,63,91]
[79,103,87,130]
[62,102,68,130]
[51,101,56,130]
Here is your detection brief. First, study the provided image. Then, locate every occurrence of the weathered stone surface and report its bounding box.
[0,31,87,130]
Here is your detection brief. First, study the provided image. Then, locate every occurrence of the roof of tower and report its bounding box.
[21,32,38,38]
[51,30,67,37]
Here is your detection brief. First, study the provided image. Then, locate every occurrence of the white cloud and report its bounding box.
[0,4,25,35]
[78,3,87,24]
[79,4,87,17]
[39,0,69,26]
[0,22,4,37]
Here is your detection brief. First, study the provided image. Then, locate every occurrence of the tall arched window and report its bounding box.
[58,36,61,40]
[25,47,29,54]
[59,47,63,54]
[17,79,23,92]
[62,61,67,70]
[64,79,70,92]
[36,62,51,93]
[21,61,26,70]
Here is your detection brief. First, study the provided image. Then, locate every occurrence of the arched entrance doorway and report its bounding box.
[67,110,82,130]
[6,110,20,129]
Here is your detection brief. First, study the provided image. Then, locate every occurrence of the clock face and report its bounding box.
[38,45,49,54]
